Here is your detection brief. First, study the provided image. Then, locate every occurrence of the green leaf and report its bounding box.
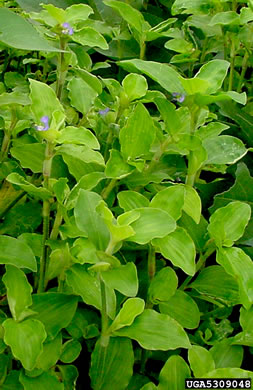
[57,144,104,166]
[183,185,201,224]
[103,0,147,34]
[57,126,100,149]
[232,306,253,347]
[153,227,196,276]
[148,267,178,304]
[105,150,134,179]
[10,143,45,173]
[1,371,23,390]
[3,265,34,322]
[6,173,52,200]
[190,266,240,306]
[217,247,253,309]
[75,68,102,95]
[194,60,230,94]
[141,383,157,390]
[66,264,116,319]
[31,293,78,339]
[188,346,215,377]
[67,77,98,115]
[120,103,156,160]
[119,208,176,245]
[209,163,253,214]
[159,290,200,329]
[3,318,46,370]
[60,339,82,363]
[72,28,108,49]
[122,74,148,101]
[210,11,240,26]
[0,8,62,51]
[0,91,30,106]
[0,235,37,271]
[210,339,243,368]
[203,135,247,165]
[36,333,62,371]
[178,213,208,252]
[109,298,145,332]
[154,97,182,136]
[74,190,110,250]
[114,309,191,350]
[208,201,251,247]
[20,371,64,390]
[165,38,193,54]
[179,77,210,95]
[157,355,191,390]
[65,4,93,23]
[90,337,134,390]
[203,368,253,379]
[117,191,149,211]
[118,59,185,94]
[102,263,138,297]
[150,184,185,220]
[29,79,64,123]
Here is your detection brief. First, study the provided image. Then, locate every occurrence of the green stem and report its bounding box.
[185,106,199,186]
[0,108,18,162]
[101,179,117,200]
[56,38,67,100]
[145,136,172,173]
[99,274,109,347]
[140,41,146,60]
[200,36,208,63]
[237,50,249,93]
[147,244,156,282]
[228,36,236,91]
[37,142,54,293]
[50,205,63,240]
[179,246,215,291]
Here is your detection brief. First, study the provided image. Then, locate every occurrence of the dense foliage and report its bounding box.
[0,0,253,389]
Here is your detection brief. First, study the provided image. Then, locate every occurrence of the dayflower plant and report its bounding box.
[35,115,50,131]
[61,22,74,36]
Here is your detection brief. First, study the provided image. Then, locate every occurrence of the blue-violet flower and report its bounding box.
[35,116,50,131]
[62,22,74,36]
[172,92,185,103]
[99,107,110,116]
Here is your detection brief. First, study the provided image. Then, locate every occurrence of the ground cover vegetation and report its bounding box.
[0,0,253,388]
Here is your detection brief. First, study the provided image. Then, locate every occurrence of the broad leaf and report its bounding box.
[90,337,134,390]
[122,73,148,101]
[36,333,62,371]
[31,293,78,339]
[67,77,99,115]
[159,290,200,329]
[60,339,82,363]
[217,247,253,309]
[117,191,149,211]
[203,368,253,379]
[210,339,243,368]
[10,143,45,173]
[20,371,64,390]
[109,298,145,332]
[119,208,176,245]
[148,267,178,304]
[0,235,37,271]
[57,126,100,149]
[188,346,215,377]
[208,201,251,247]
[72,28,108,49]
[101,263,138,297]
[114,309,191,350]
[183,185,201,224]
[120,103,156,160]
[74,190,110,250]
[3,318,46,370]
[150,185,184,220]
[105,150,134,179]
[3,265,34,322]
[7,173,52,200]
[66,264,116,319]
[194,60,230,94]
[203,136,247,165]
[153,227,196,276]
[0,8,62,51]
[157,355,191,390]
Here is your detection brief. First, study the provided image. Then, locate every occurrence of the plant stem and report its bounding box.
[237,50,249,93]
[101,179,117,200]
[185,105,199,186]
[147,244,156,281]
[140,41,146,60]
[0,108,18,162]
[56,38,67,100]
[200,36,208,63]
[228,36,236,91]
[179,246,215,291]
[50,204,63,240]
[37,142,54,293]
[99,274,109,347]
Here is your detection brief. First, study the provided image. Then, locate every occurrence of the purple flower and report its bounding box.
[62,22,74,36]
[35,116,50,131]
[99,107,110,116]
[172,92,185,103]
